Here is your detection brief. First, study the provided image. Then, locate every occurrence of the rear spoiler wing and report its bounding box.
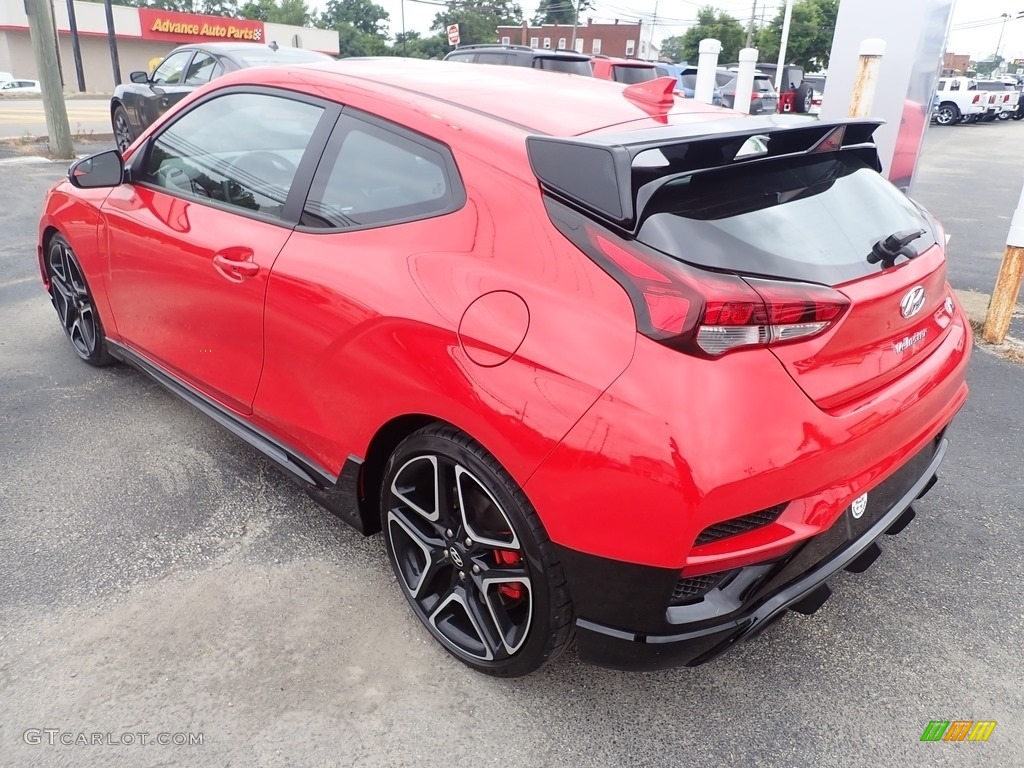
[526,116,883,232]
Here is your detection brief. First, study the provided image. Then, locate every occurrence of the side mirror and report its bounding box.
[68,150,125,189]
[130,71,149,84]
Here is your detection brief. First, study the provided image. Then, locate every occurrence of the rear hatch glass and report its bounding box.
[638,153,933,285]
[614,65,657,84]
[535,57,592,75]
[636,152,950,407]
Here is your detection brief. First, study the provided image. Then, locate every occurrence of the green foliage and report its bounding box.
[392,31,450,60]
[431,0,524,47]
[531,0,590,26]
[755,0,838,70]
[678,6,745,64]
[320,0,389,37]
[334,22,389,56]
[659,35,686,63]
[974,55,1004,76]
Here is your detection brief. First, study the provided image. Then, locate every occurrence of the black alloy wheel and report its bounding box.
[112,105,135,153]
[381,424,573,676]
[46,235,113,366]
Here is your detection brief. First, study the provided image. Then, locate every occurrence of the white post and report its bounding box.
[774,0,794,92]
[733,47,759,113]
[694,38,722,105]
[849,38,886,117]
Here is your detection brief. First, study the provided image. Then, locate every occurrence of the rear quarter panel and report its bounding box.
[252,147,638,485]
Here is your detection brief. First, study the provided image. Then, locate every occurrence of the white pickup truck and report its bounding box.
[933,77,989,125]
[974,79,1022,120]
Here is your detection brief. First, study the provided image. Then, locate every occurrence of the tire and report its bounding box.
[45,234,115,367]
[935,103,959,125]
[112,104,135,153]
[380,423,574,676]
[982,112,998,122]
[794,83,814,114]
[998,111,1011,120]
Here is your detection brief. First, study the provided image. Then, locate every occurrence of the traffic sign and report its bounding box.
[447,24,460,46]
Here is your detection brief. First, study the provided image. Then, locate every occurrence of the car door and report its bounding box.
[137,49,197,131]
[101,89,336,414]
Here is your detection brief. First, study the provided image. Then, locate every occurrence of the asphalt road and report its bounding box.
[0,125,1022,767]
[0,99,111,139]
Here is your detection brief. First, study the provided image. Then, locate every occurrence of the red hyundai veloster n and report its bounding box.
[38,59,970,675]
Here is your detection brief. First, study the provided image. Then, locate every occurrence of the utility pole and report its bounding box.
[23,0,74,158]
[571,0,581,50]
[996,12,1010,59]
[103,0,121,86]
[774,0,794,92]
[749,0,757,48]
[645,0,658,60]
[65,0,86,91]
[984,183,1024,344]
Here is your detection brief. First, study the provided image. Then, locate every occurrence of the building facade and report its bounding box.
[0,0,338,92]
[495,20,653,60]
[941,52,970,76]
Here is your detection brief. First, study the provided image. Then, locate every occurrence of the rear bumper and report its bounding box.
[564,435,946,671]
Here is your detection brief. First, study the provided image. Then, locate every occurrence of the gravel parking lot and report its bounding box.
[1,126,1022,767]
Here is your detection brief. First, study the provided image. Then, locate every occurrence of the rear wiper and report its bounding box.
[867,228,926,269]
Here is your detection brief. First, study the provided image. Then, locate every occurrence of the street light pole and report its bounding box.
[996,12,1010,59]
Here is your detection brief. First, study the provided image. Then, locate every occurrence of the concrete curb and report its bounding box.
[954,288,1024,363]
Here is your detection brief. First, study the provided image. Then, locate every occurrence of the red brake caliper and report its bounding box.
[494,550,524,600]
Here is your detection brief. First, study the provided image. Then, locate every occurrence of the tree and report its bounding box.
[678,7,745,64]
[532,0,590,26]
[755,0,838,71]
[320,0,389,37]
[392,31,450,60]
[198,0,238,17]
[660,35,686,63]
[974,55,1004,76]
[432,0,523,47]
[238,0,311,25]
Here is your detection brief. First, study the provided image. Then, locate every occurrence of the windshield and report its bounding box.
[536,57,592,75]
[614,65,657,84]
[637,153,936,285]
[235,48,334,67]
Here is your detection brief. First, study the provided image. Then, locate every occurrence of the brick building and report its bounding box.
[942,52,971,76]
[495,20,653,60]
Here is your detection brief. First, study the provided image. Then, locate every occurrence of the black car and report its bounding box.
[111,43,333,152]
[443,44,592,76]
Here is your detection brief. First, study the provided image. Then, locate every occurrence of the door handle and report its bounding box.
[212,248,258,282]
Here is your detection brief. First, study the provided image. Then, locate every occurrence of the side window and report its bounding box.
[446,52,474,63]
[142,92,324,221]
[152,51,194,86]
[184,52,222,86]
[301,116,463,230]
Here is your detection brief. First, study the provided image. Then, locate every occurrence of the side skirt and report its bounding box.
[106,340,377,534]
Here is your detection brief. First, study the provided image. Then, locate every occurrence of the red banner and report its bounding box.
[138,8,265,44]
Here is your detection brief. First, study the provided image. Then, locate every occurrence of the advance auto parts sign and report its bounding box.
[139,8,264,43]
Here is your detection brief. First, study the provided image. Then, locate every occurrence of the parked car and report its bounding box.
[717,68,779,114]
[727,62,814,113]
[42,58,970,676]
[110,43,333,152]
[804,74,825,114]
[663,65,723,105]
[591,55,658,84]
[0,79,41,94]
[933,76,988,125]
[973,79,1021,120]
[442,45,592,76]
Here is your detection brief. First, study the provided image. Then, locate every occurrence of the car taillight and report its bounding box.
[973,94,981,103]
[557,217,849,356]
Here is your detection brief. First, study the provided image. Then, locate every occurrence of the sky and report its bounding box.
[369,0,1024,62]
